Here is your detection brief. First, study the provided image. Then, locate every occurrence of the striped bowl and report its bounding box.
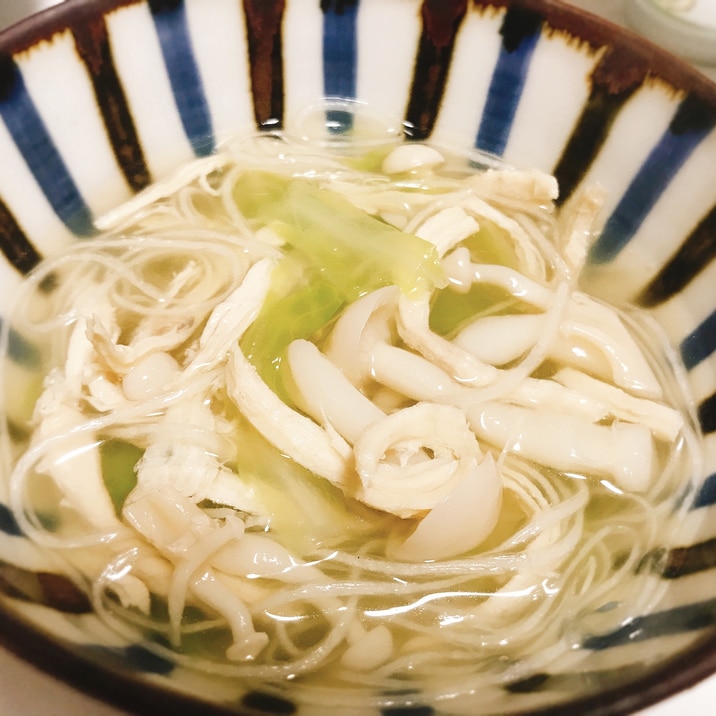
[2,0,716,714]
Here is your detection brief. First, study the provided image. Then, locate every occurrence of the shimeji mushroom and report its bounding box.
[123,489,269,660]
[285,321,503,558]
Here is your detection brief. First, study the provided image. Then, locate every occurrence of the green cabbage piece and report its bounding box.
[233,171,442,301]
[99,438,142,516]
[234,171,443,394]
[240,257,344,397]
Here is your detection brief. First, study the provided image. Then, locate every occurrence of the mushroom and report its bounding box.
[352,402,487,517]
[397,293,497,386]
[468,402,654,493]
[286,338,385,444]
[390,453,501,562]
[323,285,398,390]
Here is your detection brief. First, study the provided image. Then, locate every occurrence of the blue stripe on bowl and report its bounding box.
[0,56,94,238]
[322,0,359,101]
[322,0,359,133]
[504,659,685,697]
[149,0,215,157]
[692,473,716,509]
[475,6,542,157]
[582,596,716,650]
[590,95,716,264]
[680,310,716,370]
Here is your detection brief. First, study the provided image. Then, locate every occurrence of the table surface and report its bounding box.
[1,0,716,714]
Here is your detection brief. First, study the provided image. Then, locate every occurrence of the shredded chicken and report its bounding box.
[226,344,352,489]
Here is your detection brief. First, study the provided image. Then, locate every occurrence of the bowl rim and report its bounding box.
[2,0,716,714]
[626,0,716,66]
[4,584,716,716]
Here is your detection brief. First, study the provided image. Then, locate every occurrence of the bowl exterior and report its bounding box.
[2,1,716,714]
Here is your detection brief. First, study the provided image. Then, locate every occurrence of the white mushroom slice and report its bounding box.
[369,343,465,403]
[213,532,324,583]
[340,624,393,671]
[453,290,662,398]
[286,339,385,444]
[353,402,483,517]
[391,453,501,562]
[226,345,351,489]
[192,570,269,661]
[468,403,654,493]
[397,294,497,386]
[414,207,480,258]
[122,351,181,401]
[553,368,684,441]
[469,263,554,307]
[440,246,474,293]
[453,313,543,366]
[381,143,445,174]
[323,286,398,389]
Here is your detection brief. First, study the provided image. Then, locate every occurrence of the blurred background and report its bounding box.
[0,0,64,29]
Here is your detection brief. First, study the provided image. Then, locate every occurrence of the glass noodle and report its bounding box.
[0,103,702,708]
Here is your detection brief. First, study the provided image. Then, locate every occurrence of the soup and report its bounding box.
[0,112,701,710]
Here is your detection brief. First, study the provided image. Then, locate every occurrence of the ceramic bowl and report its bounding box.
[2,1,716,714]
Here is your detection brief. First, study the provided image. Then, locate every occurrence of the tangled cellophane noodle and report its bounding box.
[0,126,701,707]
